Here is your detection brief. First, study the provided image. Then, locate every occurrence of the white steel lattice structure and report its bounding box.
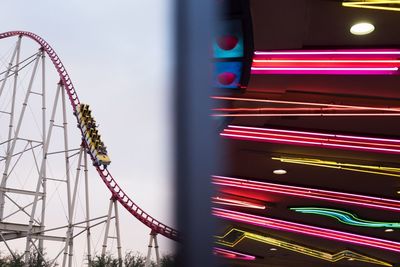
[0,31,179,267]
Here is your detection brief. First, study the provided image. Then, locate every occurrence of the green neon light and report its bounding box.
[215,228,392,266]
[291,207,400,228]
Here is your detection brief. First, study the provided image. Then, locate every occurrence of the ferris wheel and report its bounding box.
[0,31,179,267]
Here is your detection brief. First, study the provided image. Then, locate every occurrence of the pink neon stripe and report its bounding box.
[224,129,400,150]
[212,196,266,210]
[212,175,400,212]
[227,125,400,145]
[228,125,335,137]
[252,59,400,63]
[251,67,399,71]
[222,126,400,153]
[223,128,400,149]
[213,113,400,117]
[213,247,256,261]
[222,131,400,153]
[254,50,400,55]
[213,208,400,252]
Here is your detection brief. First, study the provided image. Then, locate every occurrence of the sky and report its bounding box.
[0,0,176,264]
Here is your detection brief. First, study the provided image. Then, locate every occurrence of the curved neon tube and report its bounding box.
[212,175,400,212]
[291,207,400,228]
[215,228,393,266]
[213,208,400,253]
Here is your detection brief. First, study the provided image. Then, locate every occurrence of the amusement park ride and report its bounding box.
[0,31,178,266]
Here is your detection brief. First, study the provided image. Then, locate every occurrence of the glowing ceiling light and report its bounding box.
[213,208,400,253]
[273,169,287,175]
[350,22,375,35]
[221,125,400,154]
[212,175,400,212]
[215,228,393,266]
[213,247,256,261]
[212,196,266,210]
[272,157,400,178]
[385,228,395,233]
[342,1,400,12]
[291,207,400,228]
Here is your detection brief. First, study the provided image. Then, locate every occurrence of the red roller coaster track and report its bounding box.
[0,31,180,242]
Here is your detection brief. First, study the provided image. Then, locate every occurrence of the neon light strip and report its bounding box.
[213,208,400,253]
[291,207,400,228]
[251,67,398,75]
[253,59,400,63]
[212,175,400,212]
[213,247,256,261]
[215,228,393,266]
[254,50,400,55]
[272,157,400,178]
[214,107,358,111]
[252,49,400,74]
[252,68,398,71]
[343,1,400,12]
[212,196,266,210]
[213,113,400,117]
[221,125,400,154]
[211,96,400,112]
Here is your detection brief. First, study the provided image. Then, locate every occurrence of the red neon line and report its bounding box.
[251,67,399,71]
[253,59,400,63]
[213,107,358,112]
[212,196,266,210]
[213,208,400,252]
[211,96,400,112]
[212,175,400,212]
[251,62,400,68]
[228,125,400,143]
[254,50,400,56]
[213,247,256,261]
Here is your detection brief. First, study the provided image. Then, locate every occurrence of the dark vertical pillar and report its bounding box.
[175,0,217,266]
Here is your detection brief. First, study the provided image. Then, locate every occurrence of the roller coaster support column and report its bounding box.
[84,151,92,265]
[102,197,122,265]
[145,230,160,267]
[62,146,84,267]
[24,82,62,266]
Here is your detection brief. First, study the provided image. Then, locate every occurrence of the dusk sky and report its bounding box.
[0,0,176,264]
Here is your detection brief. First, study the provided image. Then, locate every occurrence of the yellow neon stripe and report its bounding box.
[271,157,400,178]
[342,1,400,11]
[215,228,392,266]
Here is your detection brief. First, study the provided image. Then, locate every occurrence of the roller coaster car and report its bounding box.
[76,103,111,167]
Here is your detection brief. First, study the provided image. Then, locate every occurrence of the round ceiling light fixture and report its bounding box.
[273,169,287,175]
[385,228,394,233]
[350,22,375,35]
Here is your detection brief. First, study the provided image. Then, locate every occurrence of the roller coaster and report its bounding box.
[0,31,179,266]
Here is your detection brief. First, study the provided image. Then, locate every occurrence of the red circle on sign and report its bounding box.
[218,72,236,85]
[217,35,239,50]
